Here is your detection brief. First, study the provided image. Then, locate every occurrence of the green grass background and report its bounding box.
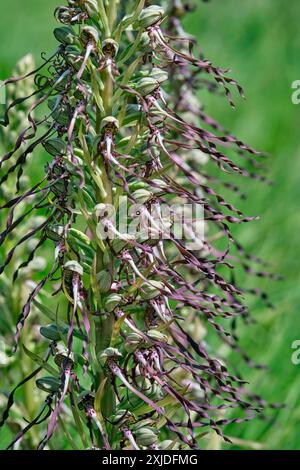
[0,0,300,449]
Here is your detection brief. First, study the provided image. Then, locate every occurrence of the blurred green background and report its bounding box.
[0,0,300,449]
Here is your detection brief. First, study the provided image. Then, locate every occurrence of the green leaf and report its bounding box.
[23,346,58,376]
[70,392,89,448]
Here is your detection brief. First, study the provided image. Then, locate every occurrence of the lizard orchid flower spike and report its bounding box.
[0,0,281,450]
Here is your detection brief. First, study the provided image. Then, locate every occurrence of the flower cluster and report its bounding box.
[0,0,279,450]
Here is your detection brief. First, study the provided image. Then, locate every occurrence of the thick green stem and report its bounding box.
[94,0,119,423]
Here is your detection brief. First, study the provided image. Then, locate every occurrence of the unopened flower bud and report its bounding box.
[135,6,165,29]
[150,68,168,84]
[135,427,158,447]
[54,26,76,45]
[80,26,99,47]
[132,188,152,204]
[40,324,67,342]
[68,228,91,246]
[140,280,168,299]
[147,329,167,342]
[159,440,180,450]
[104,293,122,312]
[48,99,70,126]
[96,270,112,293]
[78,392,95,411]
[17,175,30,192]
[43,138,66,156]
[36,376,61,394]
[111,410,133,424]
[29,216,45,229]
[79,0,99,18]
